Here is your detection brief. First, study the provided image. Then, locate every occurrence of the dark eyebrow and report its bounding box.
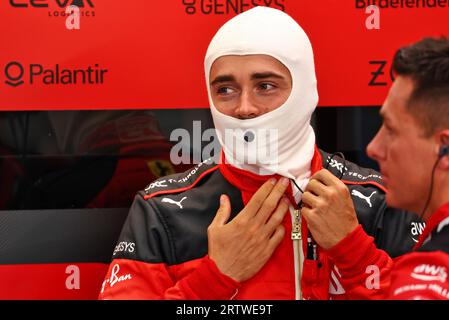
[251,72,285,81]
[210,72,286,86]
[210,75,235,86]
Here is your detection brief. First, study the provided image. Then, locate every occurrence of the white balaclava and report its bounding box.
[205,6,318,182]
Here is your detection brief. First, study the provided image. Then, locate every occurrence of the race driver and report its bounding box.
[99,7,420,300]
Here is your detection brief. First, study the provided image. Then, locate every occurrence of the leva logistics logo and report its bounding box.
[9,0,95,17]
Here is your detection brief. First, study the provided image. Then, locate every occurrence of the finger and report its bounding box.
[263,197,289,235]
[253,177,290,224]
[314,169,351,199]
[301,208,320,244]
[311,169,342,187]
[211,194,232,226]
[300,206,314,224]
[304,178,328,197]
[267,225,286,252]
[239,178,278,220]
[301,207,320,233]
[301,191,320,209]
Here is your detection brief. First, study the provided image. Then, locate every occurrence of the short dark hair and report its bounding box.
[392,37,449,137]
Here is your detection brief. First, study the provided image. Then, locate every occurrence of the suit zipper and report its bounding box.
[291,207,303,300]
[292,209,302,241]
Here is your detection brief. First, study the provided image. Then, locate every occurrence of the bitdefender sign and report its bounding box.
[4,61,108,87]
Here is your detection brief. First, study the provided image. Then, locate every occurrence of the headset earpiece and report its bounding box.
[439,144,449,158]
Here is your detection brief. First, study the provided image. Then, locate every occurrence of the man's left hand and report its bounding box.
[301,169,359,250]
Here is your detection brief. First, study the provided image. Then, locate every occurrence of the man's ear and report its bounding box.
[436,130,449,169]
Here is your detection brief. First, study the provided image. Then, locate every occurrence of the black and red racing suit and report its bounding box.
[99,148,421,300]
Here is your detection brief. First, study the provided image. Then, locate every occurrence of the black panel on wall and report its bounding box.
[313,106,382,170]
[0,107,382,211]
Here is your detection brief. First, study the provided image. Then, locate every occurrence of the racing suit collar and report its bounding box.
[414,201,449,250]
[218,145,323,195]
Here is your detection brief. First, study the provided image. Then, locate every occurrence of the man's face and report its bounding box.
[367,76,435,213]
[209,54,292,119]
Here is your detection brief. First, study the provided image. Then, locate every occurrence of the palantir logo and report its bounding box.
[4,61,25,87]
[4,61,108,87]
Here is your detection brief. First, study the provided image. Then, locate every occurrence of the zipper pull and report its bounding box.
[291,209,302,240]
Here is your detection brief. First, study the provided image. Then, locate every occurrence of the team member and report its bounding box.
[366,37,449,299]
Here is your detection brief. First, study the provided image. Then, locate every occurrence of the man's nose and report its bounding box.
[236,91,259,119]
[366,131,384,162]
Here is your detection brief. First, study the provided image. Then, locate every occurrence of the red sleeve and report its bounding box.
[325,224,393,299]
[388,251,449,300]
[98,255,241,300]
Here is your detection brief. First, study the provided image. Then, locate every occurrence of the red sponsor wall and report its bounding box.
[0,263,107,299]
[1,0,448,110]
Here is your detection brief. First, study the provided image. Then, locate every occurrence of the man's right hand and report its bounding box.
[207,178,290,283]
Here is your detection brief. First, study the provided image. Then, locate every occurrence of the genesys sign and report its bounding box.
[1,0,448,110]
[180,0,285,14]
